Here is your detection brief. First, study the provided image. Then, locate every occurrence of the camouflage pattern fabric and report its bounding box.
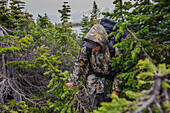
[73,24,111,76]
[87,74,105,95]
[87,74,105,107]
[84,24,109,52]
[112,77,121,92]
[69,24,121,107]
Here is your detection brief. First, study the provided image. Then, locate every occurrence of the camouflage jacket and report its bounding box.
[70,24,112,81]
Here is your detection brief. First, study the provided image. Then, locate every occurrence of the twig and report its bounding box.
[133,74,164,113]
[133,94,156,113]
[137,95,150,101]
[121,104,133,113]
[76,99,80,113]
[134,102,145,107]
[0,26,9,35]
[146,85,154,95]
[127,28,153,62]
[119,0,124,22]
[73,38,83,60]
[148,107,153,113]
[164,88,169,101]
[8,79,38,105]
[74,94,89,113]
[2,54,7,78]
[154,99,163,113]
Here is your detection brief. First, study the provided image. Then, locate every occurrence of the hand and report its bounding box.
[67,82,73,88]
[112,90,119,96]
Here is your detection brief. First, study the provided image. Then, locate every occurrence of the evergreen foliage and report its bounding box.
[34,45,75,112]
[98,0,170,112]
[58,2,71,25]
[80,15,90,40]
[0,0,10,28]
[89,1,100,27]
[0,0,79,112]
[0,0,169,112]
[37,13,53,29]
[0,0,34,35]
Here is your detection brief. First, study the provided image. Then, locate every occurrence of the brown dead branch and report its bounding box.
[0,36,50,106]
[133,73,169,113]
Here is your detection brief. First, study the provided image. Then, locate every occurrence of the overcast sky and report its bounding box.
[22,0,115,17]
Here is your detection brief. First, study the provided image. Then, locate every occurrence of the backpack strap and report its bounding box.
[86,47,95,76]
[108,37,115,58]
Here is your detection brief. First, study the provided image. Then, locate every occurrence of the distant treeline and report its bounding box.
[56,22,82,27]
[72,22,82,26]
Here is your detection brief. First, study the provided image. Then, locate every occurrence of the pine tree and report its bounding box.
[89,1,100,27]
[9,0,25,29]
[80,15,90,40]
[22,11,34,34]
[58,2,71,25]
[0,0,11,28]
[79,1,100,41]
[37,13,51,28]
[0,0,8,14]
[0,0,34,34]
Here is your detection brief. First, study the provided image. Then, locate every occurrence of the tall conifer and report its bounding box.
[89,1,100,27]
[58,2,71,25]
[80,15,90,40]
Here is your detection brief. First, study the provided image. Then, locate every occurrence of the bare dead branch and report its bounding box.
[154,99,163,113]
[133,72,169,113]
[0,45,50,105]
[74,94,89,113]
[127,28,153,62]
[0,26,9,35]
[148,107,153,113]
[76,100,80,113]
[2,54,7,78]
[164,88,169,101]
[134,94,156,113]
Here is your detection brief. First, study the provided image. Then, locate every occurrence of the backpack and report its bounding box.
[100,18,127,58]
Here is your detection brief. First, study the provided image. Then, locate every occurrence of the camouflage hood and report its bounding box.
[84,24,109,52]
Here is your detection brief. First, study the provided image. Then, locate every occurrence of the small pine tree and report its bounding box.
[58,2,71,25]
[37,13,51,28]
[0,0,8,14]
[0,0,11,28]
[89,1,100,27]
[22,11,35,34]
[80,15,90,40]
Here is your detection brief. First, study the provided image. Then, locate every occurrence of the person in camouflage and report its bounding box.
[67,24,120,107]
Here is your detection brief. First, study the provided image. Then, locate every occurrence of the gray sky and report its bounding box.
[22,0,115,17]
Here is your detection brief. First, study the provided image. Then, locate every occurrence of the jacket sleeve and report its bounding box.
[69,47,88,82]
[112,77,122,92]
